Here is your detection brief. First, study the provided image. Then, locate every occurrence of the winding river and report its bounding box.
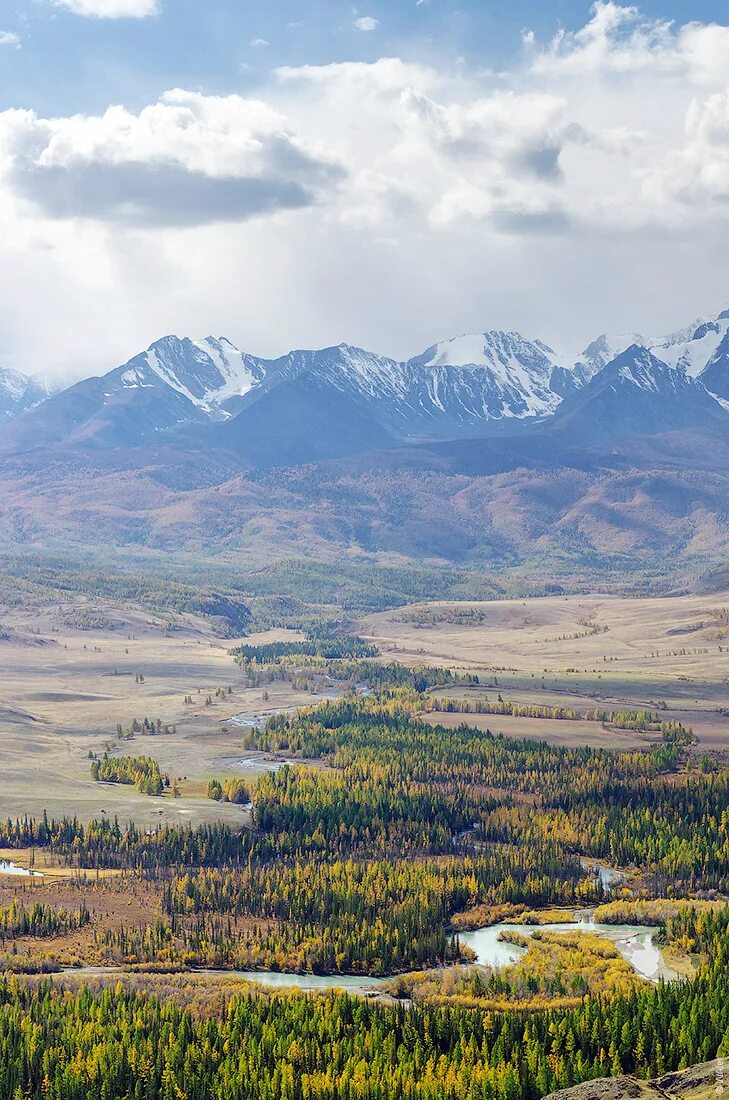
[152,919,674,994]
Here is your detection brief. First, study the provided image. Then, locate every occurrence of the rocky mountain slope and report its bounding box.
[5,307,729,463]
[1,308,729,579]
[544,1059,727,1100]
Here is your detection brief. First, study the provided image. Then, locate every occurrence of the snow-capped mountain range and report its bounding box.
[4,307,729,462]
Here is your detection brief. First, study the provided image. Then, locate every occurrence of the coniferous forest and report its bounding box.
[0,646,728,1100]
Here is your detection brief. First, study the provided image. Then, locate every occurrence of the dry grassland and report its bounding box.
[0,598,321,822]
[360,591,729,750]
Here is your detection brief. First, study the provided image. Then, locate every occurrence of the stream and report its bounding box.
[64,920,675,994]
[0,860,42,878]
[229,919,674,991]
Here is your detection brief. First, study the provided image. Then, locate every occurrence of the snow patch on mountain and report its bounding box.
[424,333,503,368]
[576,333,648,378]
[190,337,265,403]
[652,317,729,378]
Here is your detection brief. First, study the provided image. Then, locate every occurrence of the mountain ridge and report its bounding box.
[1,307,729,575]
[4,306,729,461]
[2,316,729,472]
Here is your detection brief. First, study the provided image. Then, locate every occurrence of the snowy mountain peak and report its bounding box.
[0,367,48,423]
[651,311,729,378]
[602,344,729,406]
[611,345,678,392]
[577,333,648,378]
[414,329,558,371]
[573,309,729,396]
[403,330,567,423]
[114,334,268,416]
[546,341,729,448]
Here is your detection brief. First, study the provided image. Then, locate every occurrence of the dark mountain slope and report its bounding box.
[199,372,397,467]
[544,345,728,445]
[0,371,205,453]
[699,329,729,400]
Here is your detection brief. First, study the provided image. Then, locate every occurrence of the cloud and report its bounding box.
[354,17,379,32]
[51,0,160,16]
[8,3,729,380]
[15,162,321,227]
[400,88,568,177]
[276,58,580,233]
[277,57,434,92]
[528,1,729,84]
[250,38,269,48]
[0,31,20,46]
[642,89,729,215]
[0,91,345,227]
[395,87,580,228]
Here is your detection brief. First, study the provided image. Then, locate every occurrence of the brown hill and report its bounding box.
[0,441,728,590]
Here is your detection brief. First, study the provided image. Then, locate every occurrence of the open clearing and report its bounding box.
[421,710,652,750]
[0,599,329,823]
[360,591,729,751]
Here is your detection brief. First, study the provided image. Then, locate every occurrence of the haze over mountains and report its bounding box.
[3,306,729,580]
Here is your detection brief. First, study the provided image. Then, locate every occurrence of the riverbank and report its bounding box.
[54,916,678,999]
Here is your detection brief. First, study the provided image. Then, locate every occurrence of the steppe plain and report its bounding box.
[1,587,729,828]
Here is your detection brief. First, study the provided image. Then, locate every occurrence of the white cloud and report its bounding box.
[51,0,160,18]
[0,31,20,46]
[528,1,729,85]
[277,57,434,92]
[250,38,269,48]
[0,91,345,227]
[354,16,379,32]
[642,89,729,216]
[7,4,729,379]
[400,88,568,175]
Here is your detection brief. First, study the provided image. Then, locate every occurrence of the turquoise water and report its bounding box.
[194,920,676,991]
[458,920,675,982]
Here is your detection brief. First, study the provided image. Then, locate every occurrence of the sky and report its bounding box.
[3,0,729,380]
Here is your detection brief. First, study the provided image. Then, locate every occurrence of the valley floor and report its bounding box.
[0,579,728,1100]
[359,591,729,752]
[0,601,334,822]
